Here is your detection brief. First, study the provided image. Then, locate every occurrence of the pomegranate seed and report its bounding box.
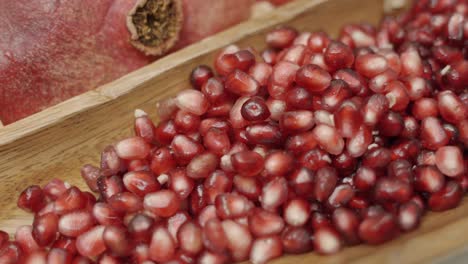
[283,198,310,227]
[320,80,351,112]
[414,165,445,193]
[47,248,73,263]
[58,210,94,237]
[175,89,210,116]
[285,131,318,154]
[324,40,355,71]
[282,45,306,64]
[266,26,298,49]
[313,110,334,127]
[268,61,300,99]
[313,227,342,255]
[300,148,332,171]
[308,31,330,52]
[15,225,40,254]
[327,183,355,208]
[233,175,261,200]
[385,81,410,111]
[97,175,124,202]
[221,220,253,262]
[398,201,422,232]
[17,185,46,213]
[401,116,420,138]
[312,124,344,155]
[412,98,439,120]
[240,97,270,122]
[265,98,287,121]
[123,171,160,197]
[296,64,331,93]
[280,110,315,133]
[250,236,283,264]
[108,192,143,214]
[156,97,178,122]
[286,87,313,110]
[149,226,176,262]
[428,181,463,211]
[247,209,285,237]
[114,136,150,160]
[231,151,264,177]
[174,110,201,133]
[363,147,392,168]
[92,202,123,226]
[260,177,288,211]
[313,167,338,202]
[375,178,413,203]
[186,152,218,179]
[249,62,273,87]
[101,226,132,257]
[54,186,86,215]
[203,127,231,156]
[80,165,101,192]
[355,53,389,78]
[201,218,228,253]
[332,207,360,245]
[203,170,232,204]
[421,117,449,150]
[215,193,253,219]
[334,101,362,138]
[134,110,156,144]
[100,145,124,176]
[144,190,180,217]
[154,120,177,145]
[174,221,202,256]
[197,205,217,227]
[198,251,228,264]
[225,70,259,96]
[166,212,190,244]
[24,250,47,264]
[171,135,203,165]
[346,125,372,157]
[435,146,465,177]
[190,185,207,215]
[76,225,106,258]
[368,69,398,94]
[190,65,214,89]
[125,214,154,244]
[280,226,312,254]
[43,179,69,201]
[201,77,225,104]
[359,211,398,245]
[438,91,467,124]
[400,46,423,76]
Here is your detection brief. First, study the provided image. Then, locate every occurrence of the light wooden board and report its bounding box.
[1,0,467,262]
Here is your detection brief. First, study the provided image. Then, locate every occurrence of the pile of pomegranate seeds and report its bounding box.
[3,1,468,263]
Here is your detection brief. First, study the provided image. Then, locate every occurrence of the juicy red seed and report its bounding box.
[378,111,404,137]
[47,248,73,264]
[312,124,345,155]
[421,117,449,150]
[400,46,423,77]
[175,89,210,116]
[134,111,156,144]
[144,190,180,218]
[359,212,398,245]
[222,220,253,262]
[332,207,360,245]
[398,201,422,231]
[15,225,40,254]
[283,45,307,64]
[215,193,253,219]
[177,221,203,256]
[288,167,314,198]
[54,186,86,215]
[100,145,124,176]
[313,167,338,202]
[17,185,46,213]
[362,94,390,127]
[166,212,191,244]
[354,166,377,191]
[241,97,270,122]
[126,214,154,244]
[261,177,288,211]
[435,146,465,177]
[102,225,133,257]
[248,209,285,237]
[233,175,261,200]
[190,65,214,89]
[58,210,94,238]
[296,64,332,93]
[245,122,283,146]
[201,218,228,254]
[308,31,330,52]
[97,175,124,202]
[266,26,298,49]
[114,136,150,160]
[201,77,225,104]
[150,147,176,175]
[368,69,398,94]
[438,91,467,124]
[249,62,273,86]
[374,178,413,203]
[76,225,106,258]
[414,165,445,193]
[363,147,392,168]
[43,179,69,201]
[283,199,310,227]
[355,53,389,78]
[412,98,439,120]
[186,152,219,179]
[231,151,265,177]
[324,40,355,71]
[108,192,143,214]
[225,70,259,96]
[346,125,372,158]
[80,165,101,192]
[286,87,314,110]
[174,110,201,133]
[280,110,315,133]
[149,226,176,262]
[334,102,362,138]
[123,171,160,197]
[300,148,332,171]
[428,181,463,211]
[171,135,203,165]
[204,170,232,204]
[263,151,294,177]
[402,116,420,138]
[250,236,283,264]
[166,169,194,200]
[327,183,355,208]
[286,131,318,154]
[92,202,123,226]
[197,205,217,228]
[313,227,342,255]
[190,185,207,215]
[321,80,352,112]
[281,226,313,254]
[385,80,410,111]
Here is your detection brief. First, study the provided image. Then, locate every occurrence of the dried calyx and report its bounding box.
[127,0,183,56]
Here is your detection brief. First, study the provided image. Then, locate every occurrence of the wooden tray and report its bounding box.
[1,0,467,262]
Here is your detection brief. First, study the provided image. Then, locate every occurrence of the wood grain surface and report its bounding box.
[1,0,467,263]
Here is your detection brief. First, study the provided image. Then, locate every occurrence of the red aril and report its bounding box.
[144,190,180,218]
[250,236,283,264]
[435,146,465,177]
[313,227,342,255]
